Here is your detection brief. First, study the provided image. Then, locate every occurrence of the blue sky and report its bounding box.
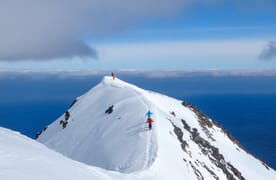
[1,0,276,70]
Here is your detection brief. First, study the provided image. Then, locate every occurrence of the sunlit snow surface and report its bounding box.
[0,127,116,180]
[2,76,275,180]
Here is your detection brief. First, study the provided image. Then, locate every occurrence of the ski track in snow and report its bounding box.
[139,95,156,170]
[125,84,157,171]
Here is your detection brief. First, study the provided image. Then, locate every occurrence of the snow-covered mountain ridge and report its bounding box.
[33,76,276,179]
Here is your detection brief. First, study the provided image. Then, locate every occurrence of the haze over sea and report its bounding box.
[0,72,275,169]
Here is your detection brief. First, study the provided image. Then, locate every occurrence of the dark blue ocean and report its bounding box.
[0,73,276,169]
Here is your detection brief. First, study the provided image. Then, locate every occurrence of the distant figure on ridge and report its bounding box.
[146,110,153,118]
[111,72,116,80]
[147,118,154,130]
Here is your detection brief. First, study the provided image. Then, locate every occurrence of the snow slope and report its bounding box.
[0,127,118,180]
[37,76,276,180]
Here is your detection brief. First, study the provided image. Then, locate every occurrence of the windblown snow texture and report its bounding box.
[35,76,276,179]
[0,127,117,180]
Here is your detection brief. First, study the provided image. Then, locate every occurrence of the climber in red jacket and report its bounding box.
[147,118,154,130]
[111,72,116,80]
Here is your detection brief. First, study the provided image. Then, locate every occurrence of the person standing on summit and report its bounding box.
[111,72,116,80]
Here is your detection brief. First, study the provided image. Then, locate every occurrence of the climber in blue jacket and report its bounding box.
[146,110,153,118]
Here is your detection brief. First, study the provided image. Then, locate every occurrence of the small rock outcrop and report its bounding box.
[105,105,114,114]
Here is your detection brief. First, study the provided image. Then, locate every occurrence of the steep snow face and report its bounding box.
[38,76,276,179]
[0,127,117,180]
[38,77,158,173]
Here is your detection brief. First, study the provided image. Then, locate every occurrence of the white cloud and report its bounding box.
[2,69,276,79]
[0,0,191,61]
[137,26,276,34]
[1,0,275,62]
[1,38,274,69]
[259,41,276,60]
[96,39,267,64]
[2,0,274,61]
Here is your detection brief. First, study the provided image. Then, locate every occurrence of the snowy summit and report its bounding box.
[36,76,276,179]
[2,76,275,180]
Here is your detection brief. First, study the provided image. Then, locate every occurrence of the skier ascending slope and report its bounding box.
[111,72,116,80]
[147,118,154,130]
[146,110,154,130]
[146,110,152,118]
